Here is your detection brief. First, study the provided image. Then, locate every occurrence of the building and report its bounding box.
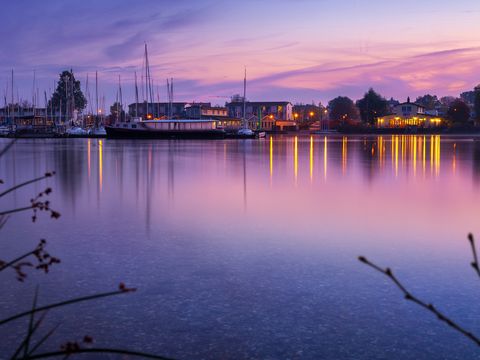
[128,102,190,119]
[226,100,293,121]
[185,104,228,119]
[225,99,296,130]
[376,97,443,128]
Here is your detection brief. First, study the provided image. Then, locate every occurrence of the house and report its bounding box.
[128,102,190,119]
[225,99,296,130]
[376,97,443,128]
[185,103,228,119]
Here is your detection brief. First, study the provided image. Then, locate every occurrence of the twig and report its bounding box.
[27,323,61,356]
[0,250,36,272]
[0,139,17,158]
[0,205,35,217]
[468,233,480,279]
[0,172,55,199]
[25,348,175,360]
[9,310,48,360]
[358,255,480,346]
[0,287,136,327]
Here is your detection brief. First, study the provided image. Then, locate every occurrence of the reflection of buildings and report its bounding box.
[376,98,443,128]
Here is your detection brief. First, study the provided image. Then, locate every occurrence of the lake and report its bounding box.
[1,135,480,359]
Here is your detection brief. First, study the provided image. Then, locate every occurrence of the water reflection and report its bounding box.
[2,136,480,359]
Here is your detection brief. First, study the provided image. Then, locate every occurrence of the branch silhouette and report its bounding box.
[359,233,480,346]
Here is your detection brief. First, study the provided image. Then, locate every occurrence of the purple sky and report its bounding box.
[1,0,480,109]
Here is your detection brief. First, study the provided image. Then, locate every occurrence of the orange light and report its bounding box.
[309,112,314,117]
[294,113,299,118]
[269,115,274,119]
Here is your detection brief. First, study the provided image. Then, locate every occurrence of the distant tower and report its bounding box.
[407,96,410,103]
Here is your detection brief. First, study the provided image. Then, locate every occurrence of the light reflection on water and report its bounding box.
[1,136,480,359]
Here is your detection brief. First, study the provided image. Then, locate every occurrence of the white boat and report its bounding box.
[88,126,107,136]
[66,126,88,136]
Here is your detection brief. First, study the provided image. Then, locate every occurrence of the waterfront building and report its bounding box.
[185,104,228,119]
[127,102,190,119]
[376,97,443,128]
[225,99,296,130]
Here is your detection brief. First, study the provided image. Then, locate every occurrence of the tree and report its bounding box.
[48,70,87,118]
[415,94,440,111]
[356,88,389,125]
[474,85,480,123]
[110,102,126,122]
[447,99,471,123]
[327,96,359,123]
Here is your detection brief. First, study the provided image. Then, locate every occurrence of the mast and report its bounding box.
[243,67,247,129]
[118,74,123,122]
[95,71,99,128]
[11,69,15,125]
[144,43,149,117]
[134,71,139,118]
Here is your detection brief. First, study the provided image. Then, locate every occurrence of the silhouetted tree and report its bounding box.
[415,94,440,110]
[328,96,359,123]
[356,88,389,125]
[447,99,471,123]
[48,70,87,117]
[110,102,126,122]
[474,85,480,123]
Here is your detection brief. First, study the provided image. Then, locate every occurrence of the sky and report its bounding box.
[1,0,480,109]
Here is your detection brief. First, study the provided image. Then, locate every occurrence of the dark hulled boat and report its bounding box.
[106,119,226,139]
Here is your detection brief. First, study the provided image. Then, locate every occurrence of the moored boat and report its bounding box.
[106,119,226,139]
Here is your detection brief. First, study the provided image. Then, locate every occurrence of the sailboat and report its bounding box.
[231,69,265,139]
[105,44,225,139]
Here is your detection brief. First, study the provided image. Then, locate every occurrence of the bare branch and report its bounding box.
[0,139,17,158]
[468,233,480,279]
[358,256,480,346]
[0,172,55,199]
[0,285,136,327]
[25,348,175,360]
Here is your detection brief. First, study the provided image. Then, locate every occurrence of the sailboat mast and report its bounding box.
[243,68,247,129]
[95,71,99,128]
[144,43,149,117]
[134,71,139,118]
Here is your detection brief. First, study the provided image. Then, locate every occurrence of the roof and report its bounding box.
[396,102,425,109]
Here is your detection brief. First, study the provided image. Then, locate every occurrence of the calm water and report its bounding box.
[1,135,480,359]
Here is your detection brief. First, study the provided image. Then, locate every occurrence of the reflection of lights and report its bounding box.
[310,136,314,181]
[324,136,327,180]
[422,136,426,176]
[395,136,399,177]
[342,137,347,174]
[435,135,441,177]
[453,143,456,175]
[269,136,273,179]
[430,135,434,175]
[294,136,298,182]
[98,140,103,192]
[413,135,417,177]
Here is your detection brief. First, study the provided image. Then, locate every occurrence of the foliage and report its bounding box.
[447,99,471,123]
[327,96,359,123]
[474,87,480,122]
[356,88,389,125]
[359,234,480,346]
[48,70,87,116]
[0,140,171,359]
[110,102,126,122]
[415,94,440,111]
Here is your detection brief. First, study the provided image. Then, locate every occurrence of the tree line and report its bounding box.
[327,87,480,126]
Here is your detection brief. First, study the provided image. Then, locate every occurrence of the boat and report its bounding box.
[105,119,226,139]
[66,126,88,136]
[232,69,266,139]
